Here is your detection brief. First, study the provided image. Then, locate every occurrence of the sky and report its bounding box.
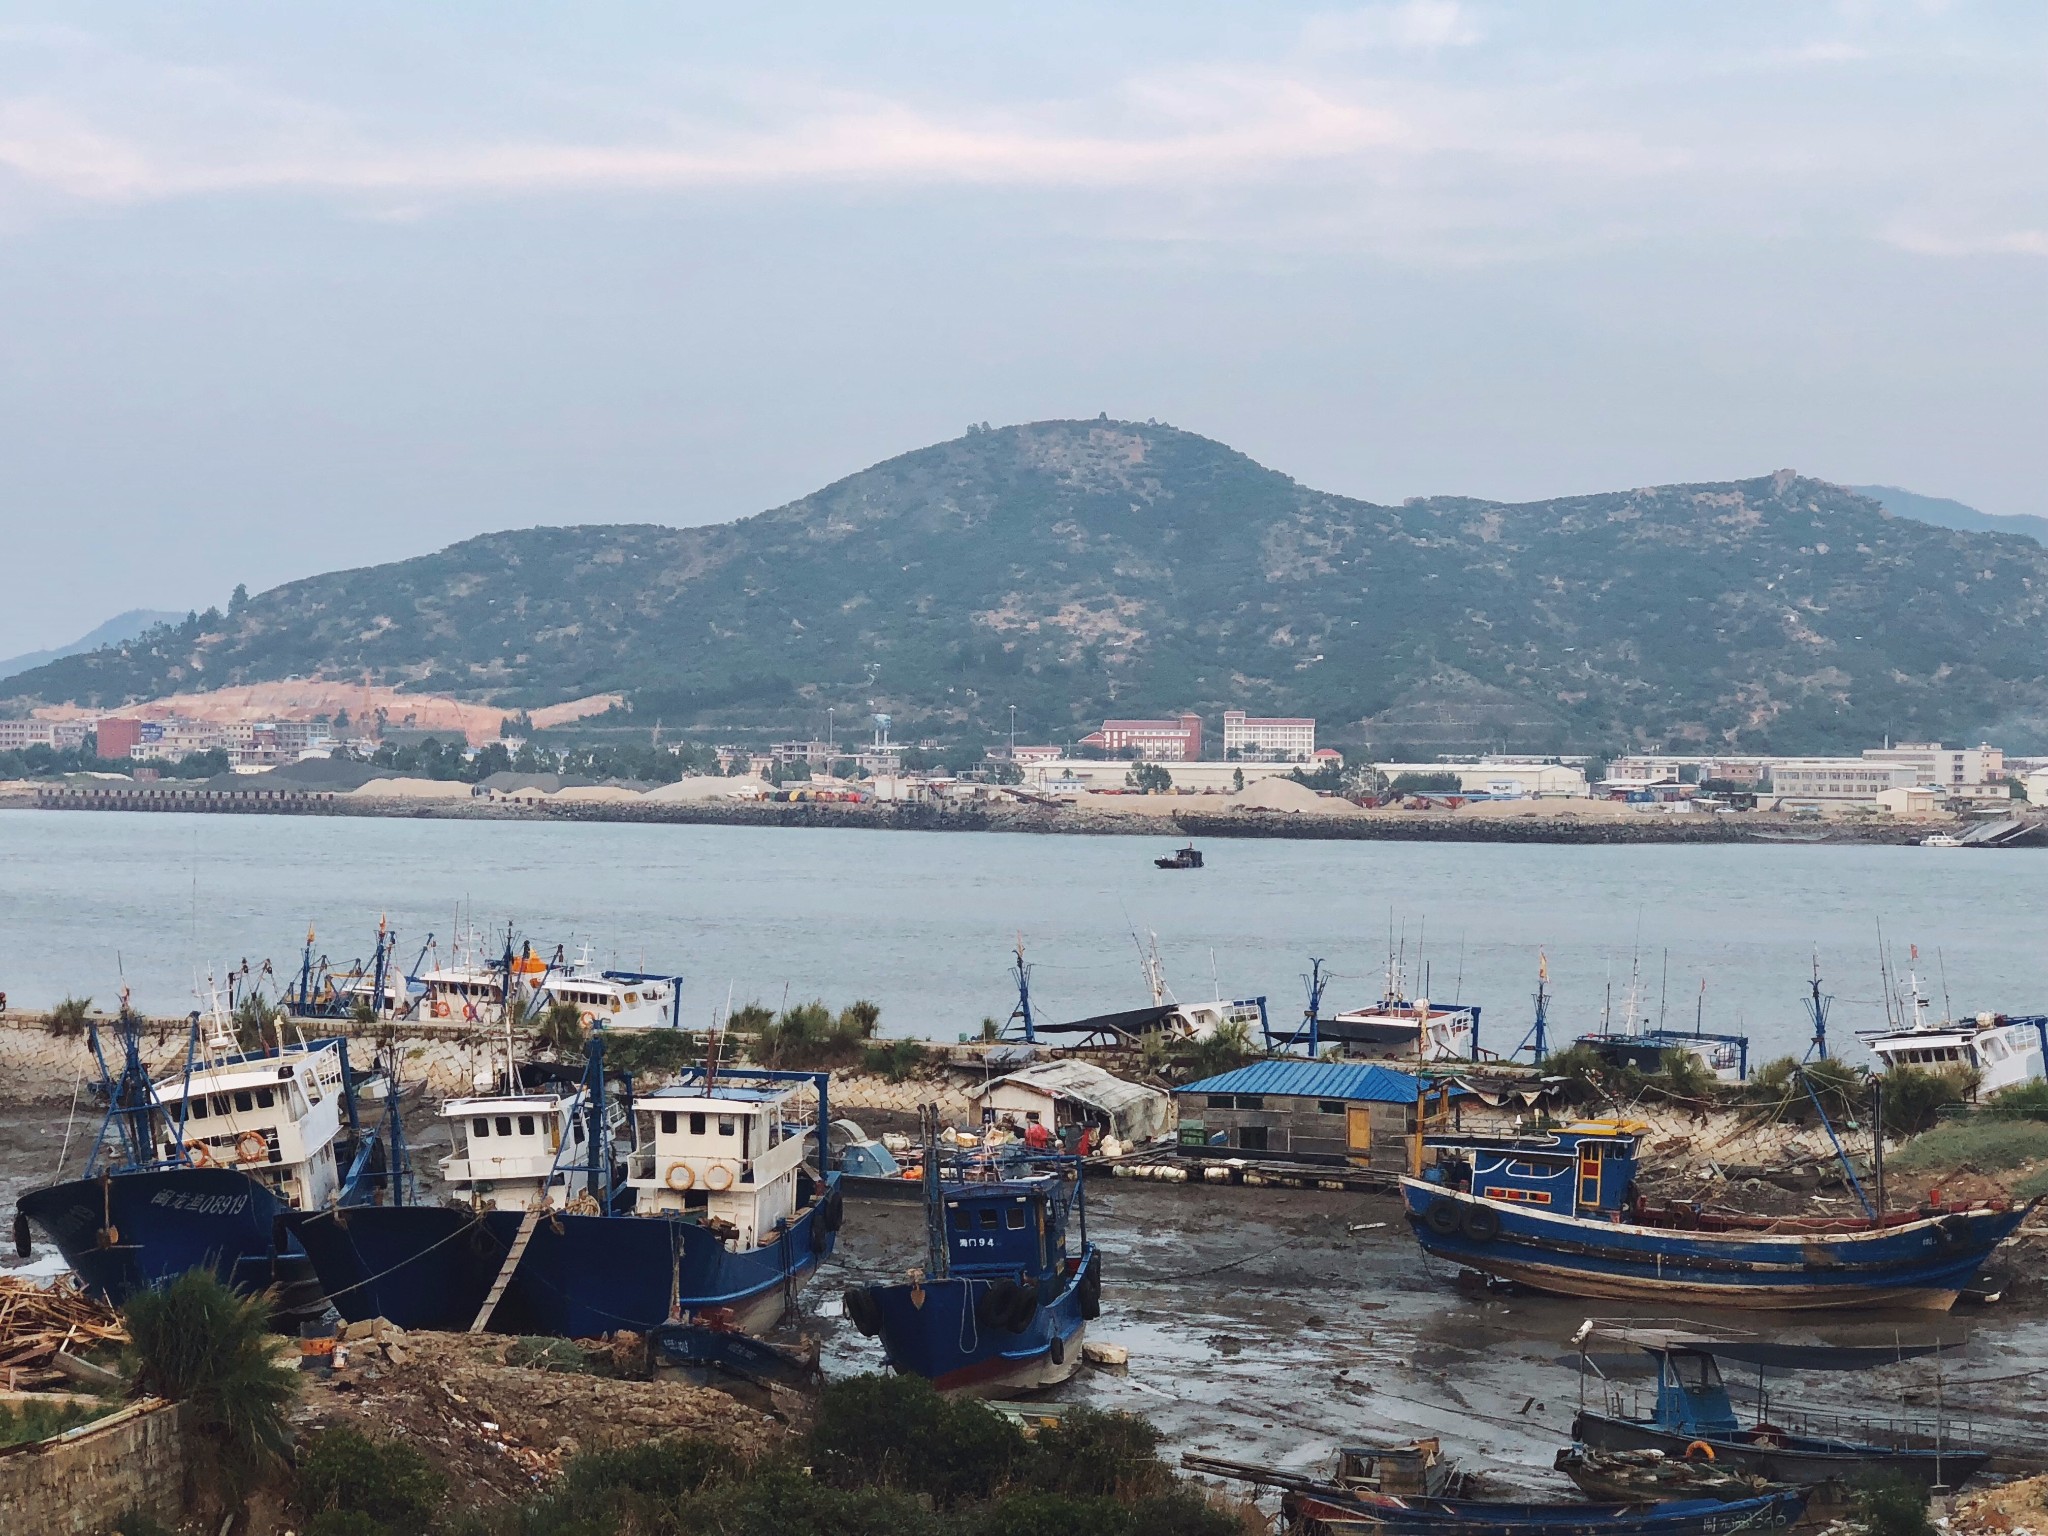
[1,3,2045,657]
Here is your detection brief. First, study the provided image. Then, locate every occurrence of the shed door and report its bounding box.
[1346,1107,1373,1158]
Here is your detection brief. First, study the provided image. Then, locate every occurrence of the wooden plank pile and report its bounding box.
[0,1276,125,1391]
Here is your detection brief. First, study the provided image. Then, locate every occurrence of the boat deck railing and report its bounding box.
[1601,1385,1978,1454]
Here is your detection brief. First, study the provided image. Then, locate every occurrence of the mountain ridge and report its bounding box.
[11,421,2048,754]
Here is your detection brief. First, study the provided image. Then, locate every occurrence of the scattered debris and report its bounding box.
[0,1276,125,1391]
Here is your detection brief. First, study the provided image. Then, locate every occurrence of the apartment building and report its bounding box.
[1862,742,2004,788]
[1080,714,1204,762]
[1769,759,1920,803]
[0,719,91,752]
[1221,711,1316,762]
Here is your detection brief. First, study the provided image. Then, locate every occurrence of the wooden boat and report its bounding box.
[1554,1447,1784,1504]
[1568,1322,1988,1492]
[1283,1489,1804,1536]
[1402,1121,2030,1310]
[1184,1440,1466,1501]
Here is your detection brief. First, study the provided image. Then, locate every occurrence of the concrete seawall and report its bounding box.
[0,1401,186,1534]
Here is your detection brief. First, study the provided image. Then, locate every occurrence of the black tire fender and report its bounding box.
[1425,1198,1463,1237]
[1049,1333,1065,1366]
[1936,1212,1971,1247]
[1078,1257,1102,1321]
[842,1286,882,1338]
[821,1188,845,1234]
[977,1278,1022,1331]
[12,1209,29,1260]
[1460,1203,1502,1243]
[1003,1279,1040,1333]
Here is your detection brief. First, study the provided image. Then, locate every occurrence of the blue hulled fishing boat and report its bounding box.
[842,1116,1099,1395]
[1402,1121,2029,1310]
[12,986,403,1321]
[284,1042,842,1337]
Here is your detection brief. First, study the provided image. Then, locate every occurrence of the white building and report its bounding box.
[1373,761,1588,798]
[1769,759,1919,804]
[0,719,91,752]
[1862,742,2004,789]
[1222,711,1316,762]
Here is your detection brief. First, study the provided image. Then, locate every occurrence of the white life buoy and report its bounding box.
[665,1162,695,1191]
[704,1162,735,1193]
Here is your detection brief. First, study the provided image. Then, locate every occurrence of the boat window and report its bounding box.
[690,1113,707,1136]
[661,1112,678,1135]
[979,1209,999,1229]
[214,1095,230,1114]
[518,1116,535,1136]
[190,1098,208,1120]
[256,1088,274,1110]
[235,1091,253,1113]
[1206,1096,1231,1109]
[1508,1160,1555,1178]
[496,1117,513,1137]
[1319,1100,1347,1115]
[625,993,638,1005]
[472,1118,489,1138]
[953,1208,972,1230]
[1006,1207,1026,1229]
[716,1117,735,1136]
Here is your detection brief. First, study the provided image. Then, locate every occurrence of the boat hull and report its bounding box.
[1401,1181,2028,1310]
[1288,1490,1803,1536]
[17,1168,299,1307]
[1572,1413,1989,1491]
[857,1246,1098,1396]
[284,1179,840,1336]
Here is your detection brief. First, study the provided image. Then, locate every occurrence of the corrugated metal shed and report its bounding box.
[967,1059,1173,1141]
[1180,1060,1425,1103]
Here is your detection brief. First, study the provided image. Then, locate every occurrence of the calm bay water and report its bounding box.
[0,810,2042,1068]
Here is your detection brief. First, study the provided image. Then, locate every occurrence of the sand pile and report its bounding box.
[644,776,770,802]
[350,777,476,800]
[1226,776,1362,816]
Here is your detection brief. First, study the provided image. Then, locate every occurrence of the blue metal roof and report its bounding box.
[1179,1060,1426,1103]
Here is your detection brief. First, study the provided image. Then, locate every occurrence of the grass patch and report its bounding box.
[1889,1117,2048,1174]
[0,1396,118,1448]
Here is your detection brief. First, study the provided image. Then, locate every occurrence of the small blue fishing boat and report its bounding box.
[1285,1489,1805,1536]
[1569,1321,1988,1491]
[842,1121,1099,1395]
[1403,1121,2030,1310]
[13,986,403,1322]
[284,1042,842,1337]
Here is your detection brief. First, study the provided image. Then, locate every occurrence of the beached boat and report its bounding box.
[284,1046,842,1336]
[1281,1490,1805,1536]
[842,1123,1098,1395]
[13,984,402,1320]
[1855,963,2046,1095]
[410,930,684,1032]
[1401,1121,2029,1309]
[1568,1321,1988,1491]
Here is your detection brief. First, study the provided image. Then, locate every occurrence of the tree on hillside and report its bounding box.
[1126,762,1173,793]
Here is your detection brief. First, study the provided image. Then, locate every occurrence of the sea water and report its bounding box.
[1,810,2041,1067]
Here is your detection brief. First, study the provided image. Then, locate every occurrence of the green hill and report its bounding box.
[13,420,2048,754]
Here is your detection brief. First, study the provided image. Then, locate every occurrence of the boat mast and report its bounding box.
[1804,950,1833,1061]
[1009,937,1036,1043]
[1303,958,1327,1060]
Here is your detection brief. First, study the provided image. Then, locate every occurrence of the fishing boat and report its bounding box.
[1574,962,1749,1084]
[1567,1321,1989,1491]
[283,1042,842,1337]
[12,983,403,1322]
[1184,1441,1467,1502]
[1316,944,1481,1061]
[1280,1489,1804,1536]
[1855,959,2046,1095]
[1155,844,1205,870]
[412,930,684,1032]
[1401,1121,2030,1309]
[1553,1447,1783,1504]
[841,1114,1099,1395]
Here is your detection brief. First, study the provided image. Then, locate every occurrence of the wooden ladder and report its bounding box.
[469,1206,542,1334]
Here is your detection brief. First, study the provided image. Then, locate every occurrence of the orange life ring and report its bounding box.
[1684,1441,1716,1463]
[432,999,451,1019]
[235,1131,269,1164]
[580,1010,598,1027]
[665,1162,695,1191]
[184,1140,215,1168]
[704,1163,736,1193]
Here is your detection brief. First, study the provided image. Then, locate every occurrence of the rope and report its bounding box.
[310,1209,493,1302]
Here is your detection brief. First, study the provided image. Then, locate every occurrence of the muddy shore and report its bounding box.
[12,1094,2042,1500]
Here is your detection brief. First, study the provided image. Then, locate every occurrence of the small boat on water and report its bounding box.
[284,1042,843,1337]
[1155,843,1204,869]
[1567,1321,1988,1492]
[842,1115,1099,1395]
[1402,1120,2030,1309]
[13,983,403,1322]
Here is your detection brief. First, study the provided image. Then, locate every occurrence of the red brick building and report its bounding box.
[95,718,143,760]
[1079,714,1204,761]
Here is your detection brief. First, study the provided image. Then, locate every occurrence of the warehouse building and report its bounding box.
[1175,1060,1455,1170]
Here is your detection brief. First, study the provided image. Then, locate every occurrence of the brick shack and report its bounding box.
[1176,1060,1456,1170]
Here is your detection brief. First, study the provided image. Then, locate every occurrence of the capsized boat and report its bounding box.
[284,1042,842,1337]
[842,1113,1099,1395]
[1402,1121,2030,1310]
[13,983,403,1322]
[1567,1320,1988,1491]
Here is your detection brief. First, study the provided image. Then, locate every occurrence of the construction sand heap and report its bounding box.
[1226,775,1363,816]
[643,775,770,802]
[350,777,477,800]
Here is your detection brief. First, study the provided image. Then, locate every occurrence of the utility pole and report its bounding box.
[1009,704,1017,758]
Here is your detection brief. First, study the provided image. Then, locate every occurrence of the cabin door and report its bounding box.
[1577,1146,1603,1210]
[1346,1107,1373,1163]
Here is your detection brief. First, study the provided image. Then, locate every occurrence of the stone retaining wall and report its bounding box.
[0,1400,185,1534]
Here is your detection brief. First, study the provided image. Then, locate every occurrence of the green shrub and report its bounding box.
[1987,1080,2048,1121]
[809,1374,1023,1506]
[1022,1406,1169,1501]
[124,1269,297,1506]
[44,995,92,1037]
[556,1437,735,1502]
[1173,1019,1260,1083]
[862,1039,930,1082]
[1853,1474,1933,1536]
[675,1459,945,1536]
[535,1001,585,1056]
[0,1396,112,1447]
[1889,1117,2048,1174]
[977,1491,1134,1536]
[100,1514,180,1536]
[751,999,898,1071]
[1881,1066,1977,1136]
[306,1513,388,1536]
[601,1029,699,1081]
[296,1426,445,1532]
[1651,1049,1717,1103]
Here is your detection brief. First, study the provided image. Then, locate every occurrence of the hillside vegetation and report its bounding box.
[14,420,2048,753]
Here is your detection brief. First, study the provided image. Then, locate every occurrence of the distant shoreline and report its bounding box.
[0,789,1981,846]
